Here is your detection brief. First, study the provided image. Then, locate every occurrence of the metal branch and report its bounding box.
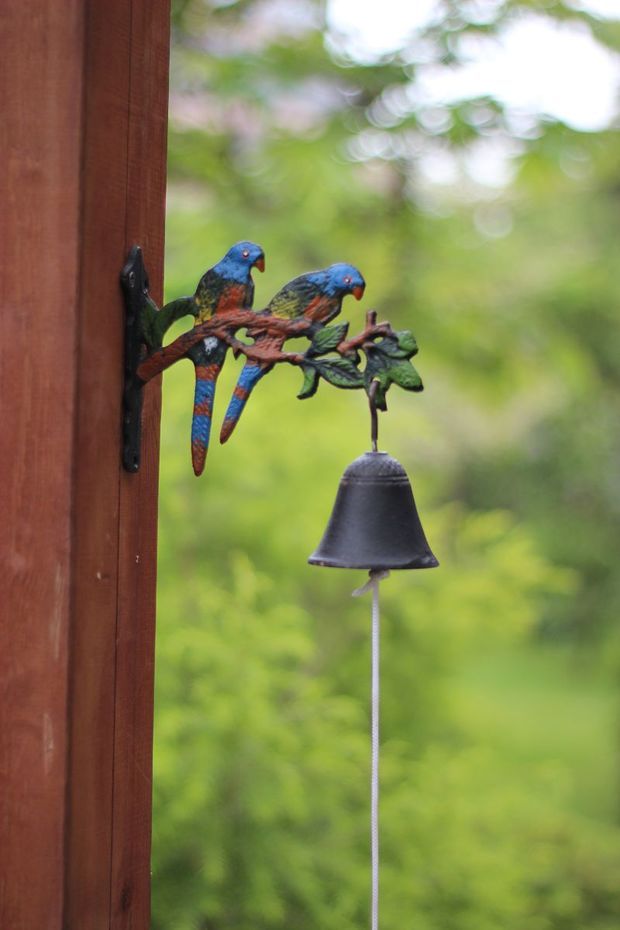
[136,310,313,383]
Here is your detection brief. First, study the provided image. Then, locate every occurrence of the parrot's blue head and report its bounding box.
[316,263,366,301]
[216,241,266,281]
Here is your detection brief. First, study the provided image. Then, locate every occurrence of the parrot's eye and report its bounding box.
[242,249,250,258]
[344,275,352,285]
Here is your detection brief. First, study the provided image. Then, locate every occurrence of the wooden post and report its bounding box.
[0,3,170,928]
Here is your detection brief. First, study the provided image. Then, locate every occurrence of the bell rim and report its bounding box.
[308,553,440,570]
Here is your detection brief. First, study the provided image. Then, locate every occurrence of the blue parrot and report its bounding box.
[186,241,265,475]
[219,262,365,444]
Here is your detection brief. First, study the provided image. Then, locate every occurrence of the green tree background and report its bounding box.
[153,2,620,927]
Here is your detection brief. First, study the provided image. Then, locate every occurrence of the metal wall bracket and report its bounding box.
[120,246,148,473]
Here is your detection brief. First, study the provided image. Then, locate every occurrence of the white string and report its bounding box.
[370,575,380,930]
[353,569,389,930]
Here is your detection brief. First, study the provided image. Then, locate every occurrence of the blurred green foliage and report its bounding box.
[153,2,620,927]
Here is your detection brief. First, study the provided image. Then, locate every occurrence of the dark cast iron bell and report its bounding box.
[308,449,439,571]
[309,381,438,571]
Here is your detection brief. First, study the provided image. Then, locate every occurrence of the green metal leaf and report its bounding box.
[373,330,418,360]
[308,322,349,357]
[389,361,424,391]
[316,357,365,389]
[395,330,418,356]
[297,364,320,399]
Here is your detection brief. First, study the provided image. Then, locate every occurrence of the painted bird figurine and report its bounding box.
[219,262,365,444]
[188,240,265,475]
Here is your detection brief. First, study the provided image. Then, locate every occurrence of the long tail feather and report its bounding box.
[191,362,220,476]
[220,362,265,444]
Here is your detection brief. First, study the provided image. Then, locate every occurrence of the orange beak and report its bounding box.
[352,284,365,301]
[254,255,265,273]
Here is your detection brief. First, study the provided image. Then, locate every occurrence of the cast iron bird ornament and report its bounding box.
[121,242,424,474]
[140,240,265,474]
[220,263,366,444]
[187,241,264,474]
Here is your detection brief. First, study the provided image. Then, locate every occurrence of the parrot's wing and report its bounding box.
[267,275,319,319]
[194,267,226,320]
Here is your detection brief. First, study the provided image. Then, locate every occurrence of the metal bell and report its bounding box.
[308,450,439,571]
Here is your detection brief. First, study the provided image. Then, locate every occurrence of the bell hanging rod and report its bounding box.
[120,241,424,476]
[368,378,382,453]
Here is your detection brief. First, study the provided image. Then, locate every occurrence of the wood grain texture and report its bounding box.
[111,0,170,925]
[0,4,85,929]
[64,2,132,924]
[0,2,170,928]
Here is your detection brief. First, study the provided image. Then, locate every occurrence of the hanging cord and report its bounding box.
[353,568,390,930]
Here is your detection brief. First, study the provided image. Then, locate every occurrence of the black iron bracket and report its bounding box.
[120,246,148,473]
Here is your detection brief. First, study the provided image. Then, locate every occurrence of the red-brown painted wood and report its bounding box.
[0,5,84,928]
[0,3,170,928]
[111,0,170,924]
